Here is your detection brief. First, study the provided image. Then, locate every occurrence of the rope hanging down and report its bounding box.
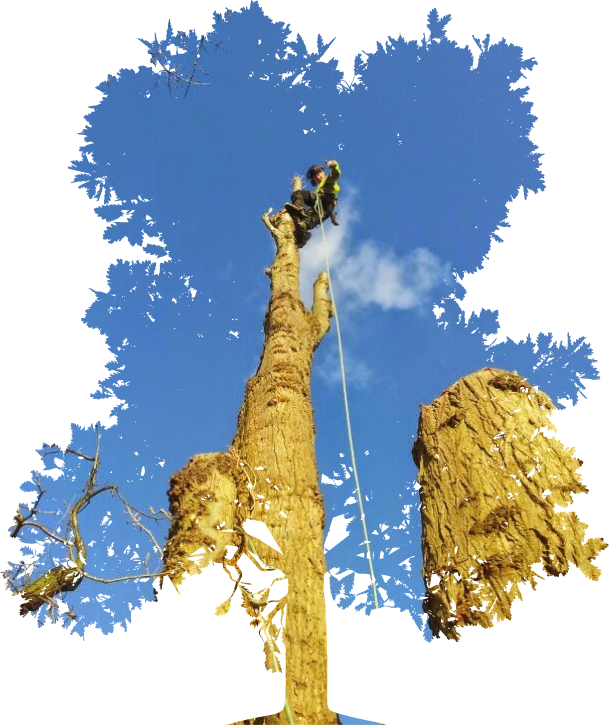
[314,197,380,610]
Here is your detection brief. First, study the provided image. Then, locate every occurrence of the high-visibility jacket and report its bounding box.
[316,161,341,197]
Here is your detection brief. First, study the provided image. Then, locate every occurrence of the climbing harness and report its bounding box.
[318,192,339,228]
[314,196,380,610]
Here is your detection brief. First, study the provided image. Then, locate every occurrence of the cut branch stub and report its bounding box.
[413,367,607,641]
[163,452,241,587]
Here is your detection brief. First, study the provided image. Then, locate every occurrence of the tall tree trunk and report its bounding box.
[163,208,338,725]
[413,367,607,641]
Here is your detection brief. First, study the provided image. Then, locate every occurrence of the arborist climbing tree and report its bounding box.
[162,162,372,723]
[284,159,341,247]
[161,191,339,724]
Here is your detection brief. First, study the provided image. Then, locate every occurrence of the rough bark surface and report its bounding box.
[413,367,607,641]
[164,453,240,584]
[163,208,337,724]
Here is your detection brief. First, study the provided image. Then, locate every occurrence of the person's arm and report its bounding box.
[320,159,340,192]
[325,159,341,181]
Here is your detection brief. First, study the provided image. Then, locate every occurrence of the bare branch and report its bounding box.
[15,521,73,548]
[10,425,173,617]
[149,506,172,521]
[114,489,164,556]
[44,443,96,461]
[81,569,171,585]
[110,491,169,522]
[142,22,233,97]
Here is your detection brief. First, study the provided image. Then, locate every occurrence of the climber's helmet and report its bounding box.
[306,164,325,186]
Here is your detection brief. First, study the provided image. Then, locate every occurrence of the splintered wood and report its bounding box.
[413,367,606,641]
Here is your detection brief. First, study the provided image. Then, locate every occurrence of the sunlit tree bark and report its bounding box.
[163,207,338,724]
[413,367,607,641]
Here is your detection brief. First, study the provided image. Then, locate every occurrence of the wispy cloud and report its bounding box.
[300,189,450,389]
[300,189,450,311]
[316,344,373,389]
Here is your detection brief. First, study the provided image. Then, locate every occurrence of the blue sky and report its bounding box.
[2,3,608,725]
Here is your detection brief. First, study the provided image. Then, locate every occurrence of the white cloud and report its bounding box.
[340,243,450,310]
[302,190,450,388]
[299,190,449,311]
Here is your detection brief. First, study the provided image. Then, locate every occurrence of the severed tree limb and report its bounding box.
[15,478,98,614]
[13,433,104,613]
[311,271,333,348]
[11,432,177,617]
